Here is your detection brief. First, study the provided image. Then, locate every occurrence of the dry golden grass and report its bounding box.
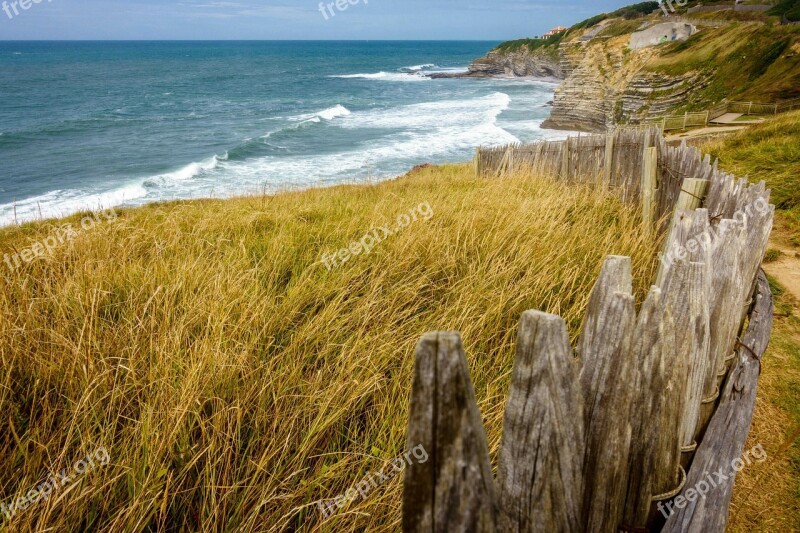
[728,294,800,533]
[0,165,660,531]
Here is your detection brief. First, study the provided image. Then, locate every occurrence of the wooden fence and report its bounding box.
[662,15,731,28]
[474,127,728,236]
[647,97,800,131]
[403,128,775,532]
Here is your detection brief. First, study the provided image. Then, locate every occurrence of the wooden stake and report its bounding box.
[641,147,658,235]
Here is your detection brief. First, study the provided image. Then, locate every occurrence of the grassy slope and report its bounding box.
[0,166,659,531]
[700,111,800,531]
[646,21,800,106]
[491,1,657,54]
[702,109,800,243]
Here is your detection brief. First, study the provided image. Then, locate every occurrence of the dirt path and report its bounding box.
[764,248,800,303]
[763,219,800,305]
[665,125,747,143]
[709,112,766,125]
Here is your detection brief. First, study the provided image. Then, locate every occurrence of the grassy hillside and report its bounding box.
[646,22,800,105]
[0,166,659,530]
[702,109,800,243]
[492,1,657,54]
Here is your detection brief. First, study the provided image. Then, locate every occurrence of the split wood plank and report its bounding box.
[403,332,497,533]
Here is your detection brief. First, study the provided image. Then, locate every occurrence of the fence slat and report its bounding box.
[578,256,636,532]
[641,146,658,234]
[497,311,585,532]
[662,270,773,533]
[403,332,497,533]
[623,287,678,528]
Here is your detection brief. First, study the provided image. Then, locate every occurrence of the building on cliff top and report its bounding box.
[543,26,567,38]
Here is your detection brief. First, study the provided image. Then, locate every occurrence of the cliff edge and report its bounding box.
[461,3,800,132]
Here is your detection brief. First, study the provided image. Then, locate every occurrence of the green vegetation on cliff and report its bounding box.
[770,0,800,22]
[493,1,658,54]
[493,33,564,54]
[647,22,800,106]
[702,109,800,243]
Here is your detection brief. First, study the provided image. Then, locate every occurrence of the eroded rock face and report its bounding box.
[454,29,711,132]
[465,48,564,78]
[621,71,708,122]
[543,36,708,131]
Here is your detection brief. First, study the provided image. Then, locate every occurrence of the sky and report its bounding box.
[0,0,644,40]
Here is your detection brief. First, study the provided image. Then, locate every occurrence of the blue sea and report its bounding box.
[0,41,567,225]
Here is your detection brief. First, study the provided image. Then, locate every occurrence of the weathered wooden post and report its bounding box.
[496,311,585,532]
[662,271,773,533]
[561,137,570,179]
[403,332,497,532]
[578,256,636,532]
[641,146,658,235]
[622,287,678,529]
[603,131,615,186]
[656,178,710,286]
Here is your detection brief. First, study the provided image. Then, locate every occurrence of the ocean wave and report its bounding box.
[399,64,436,72]
[289,104,352,124]
[0,183,148,226]
[143,154,225,189]
[339,92,512,131]
[190,91,519,191]
[316,104,351,121]
[330,72,427,82]
[227,108,346,161]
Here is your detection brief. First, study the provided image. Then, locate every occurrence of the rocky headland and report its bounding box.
[429,47,565,79]
[449,17,712,132]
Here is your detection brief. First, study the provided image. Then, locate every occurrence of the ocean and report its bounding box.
[0,41,568,226]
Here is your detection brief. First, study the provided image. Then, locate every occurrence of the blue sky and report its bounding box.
[0,0,642,40]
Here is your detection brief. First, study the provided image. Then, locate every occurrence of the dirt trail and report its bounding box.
[762,218,800,307]
[764,248,800,303]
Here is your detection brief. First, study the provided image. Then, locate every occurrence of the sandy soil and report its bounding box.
[764,252,800,302]
[763,219,800,304]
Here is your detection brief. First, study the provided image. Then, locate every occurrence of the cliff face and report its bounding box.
[463,20,727,131]
[543,34,709,131]
[620,70,709,123]
[465,48,564,78]
[462,30,710,131]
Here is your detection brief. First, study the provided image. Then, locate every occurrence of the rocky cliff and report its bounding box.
[456,23,710,131]
[466,10,799,131]
[542,28,710,131]
[464,47,564,78]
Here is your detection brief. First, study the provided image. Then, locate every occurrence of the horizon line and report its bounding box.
[0,38,509,42]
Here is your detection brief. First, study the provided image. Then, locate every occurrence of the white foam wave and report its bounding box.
[316,104,351,121]
[0,182,148,226]
[331,72,427,82]
[400,64,436,72]
[144,154,224,187]
[153,91,519,196]
[339,92,512,131]
[289,104,352,124]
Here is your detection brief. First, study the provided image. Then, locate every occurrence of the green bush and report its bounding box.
[769,0,800,21]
